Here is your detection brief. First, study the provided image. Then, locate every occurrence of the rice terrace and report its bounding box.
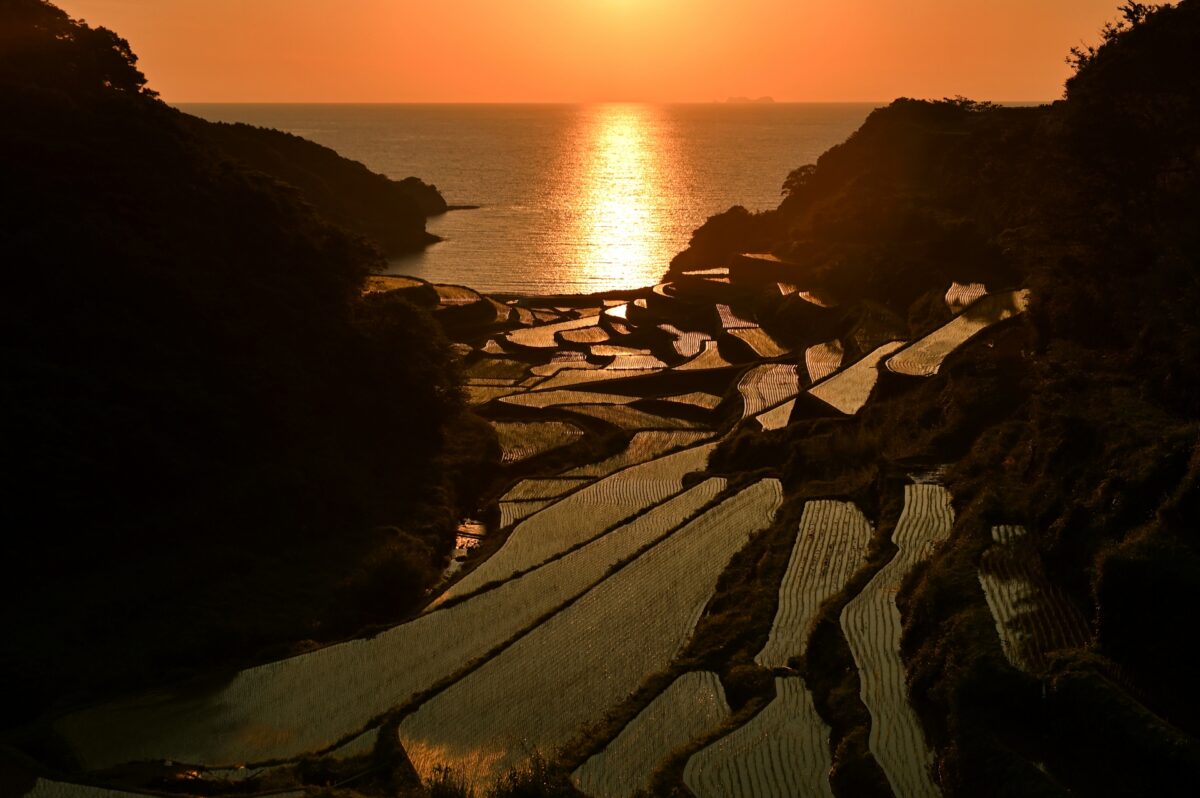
[35,249,1056,794]
[5,2,1200,798]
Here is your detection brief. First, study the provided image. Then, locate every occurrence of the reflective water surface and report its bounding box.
[184,103,872,294]
[573,105,672,291]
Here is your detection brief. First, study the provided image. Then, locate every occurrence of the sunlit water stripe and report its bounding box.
[181,103,874,294]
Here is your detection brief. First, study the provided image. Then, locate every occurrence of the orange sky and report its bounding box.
[58,0,1123,103]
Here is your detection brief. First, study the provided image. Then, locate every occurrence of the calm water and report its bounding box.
[182,104,873,294]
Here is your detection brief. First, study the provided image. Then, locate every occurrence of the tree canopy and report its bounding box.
[0,0,475,722]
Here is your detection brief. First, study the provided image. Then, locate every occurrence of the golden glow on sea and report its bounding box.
[366,101,832,294]
[575,105,671,290]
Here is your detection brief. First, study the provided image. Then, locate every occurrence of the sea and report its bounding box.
[181,104,874,295]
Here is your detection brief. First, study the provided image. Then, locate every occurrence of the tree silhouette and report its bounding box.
[0,0,153,94]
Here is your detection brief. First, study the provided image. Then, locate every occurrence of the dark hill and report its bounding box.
[192,118,448,254]
[679,2,1200,794]
[0,0,489,724]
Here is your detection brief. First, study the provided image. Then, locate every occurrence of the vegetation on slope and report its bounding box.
[679,2,1200,794]
[4,1,1199,796]
[194,119,448,254]
[270,5,1199,792]
[0,0,493,726]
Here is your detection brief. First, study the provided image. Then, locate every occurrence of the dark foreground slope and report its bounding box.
[0,0,493,725]
[681,3,1200,794]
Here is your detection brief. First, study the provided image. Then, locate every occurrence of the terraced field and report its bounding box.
[437,443,717,602]
[677,340,735,371]
[607,318,634,337]
[563,404,703,430]
[755,399,796,431]
[475,481,729,623]
[660,392,723,410]
[805,340,844,383]
[660,324,711,358]
[364,274,425,294]
[466,377,520,387]
[43,263,1046,798]
[398,479,783,791]
[498,499,554,529]
[465,385,523,405]
[530,357,600,377]
[944,281,987,313]
[737,364,801,419]
[498,478,590,502]
[590,344,649,357]
[606,353,668,370]
[684,678,833,798]
[56,481,729,771]
[492,420,584,464]
[561,326,610,345]
[979,525,1091,672]
[487,298,515,322]
[809,340,904,414]
[730,327,789,357]
[505,316,598,348]
[887,289,1030,377]
[563,431,711,478]
[756,500,873,667]
[840,484,954,798]
[798,290,836,308]
[717,304,757,330]
[433,284,484,306]
[532,366,661,391]
[499,389,637,408]
[571,671,731,798]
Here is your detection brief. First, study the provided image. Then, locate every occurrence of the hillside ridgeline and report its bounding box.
[4,2,1200,797]
[193,118,448,254]
[671,2,1200,794]
[0,0,494,728]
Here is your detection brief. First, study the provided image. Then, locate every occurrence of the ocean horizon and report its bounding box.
[183,102,878,294]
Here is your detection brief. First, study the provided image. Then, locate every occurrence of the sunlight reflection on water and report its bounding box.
[400,104,683,295]
[574,105,672,291]
[182,103,873,294]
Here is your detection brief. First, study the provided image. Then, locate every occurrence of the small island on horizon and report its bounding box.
[3,2,1200,798]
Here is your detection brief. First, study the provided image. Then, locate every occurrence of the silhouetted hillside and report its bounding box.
[680,2,1200,794]
[0,0,490,724]
[193,118,447,254]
